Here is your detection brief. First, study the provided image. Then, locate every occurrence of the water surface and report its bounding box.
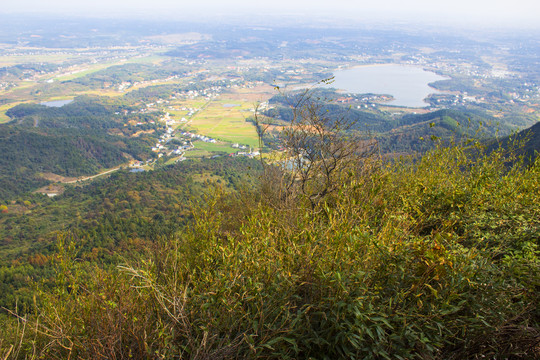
[332,65,448,107]
[40,99,73,107]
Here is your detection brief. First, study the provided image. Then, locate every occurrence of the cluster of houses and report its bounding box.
[232,143,248,150]
[429,93,484,106]
[116,74,182,92]
[130,160,150,169]
[0,81,15,90]
[182,86,222,100]
[179,131,217,143]
[231,150,260,158]
[149,113,184,158]
[230,143,260,158]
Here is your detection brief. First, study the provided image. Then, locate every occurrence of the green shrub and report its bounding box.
[2,141,539,359]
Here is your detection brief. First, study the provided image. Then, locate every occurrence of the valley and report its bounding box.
[0,15,539,359]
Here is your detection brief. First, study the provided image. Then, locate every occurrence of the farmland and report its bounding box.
[182,100,260,148]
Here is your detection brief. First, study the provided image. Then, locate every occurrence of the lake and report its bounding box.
[332,65,448,108]
[40,99,73,107]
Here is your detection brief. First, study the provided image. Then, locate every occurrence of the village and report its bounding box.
[127,82,264,171]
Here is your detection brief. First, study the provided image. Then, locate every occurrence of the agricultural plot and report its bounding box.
[54,63,124,82]
[0,103,19,123]
[194,140,238,154]
[78,89,125,97]
[226,84,276,103]
[183,149,213,158]
[0,53,84,67]
[186,99,259,148]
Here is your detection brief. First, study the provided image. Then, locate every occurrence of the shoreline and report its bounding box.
[332,63,450,108]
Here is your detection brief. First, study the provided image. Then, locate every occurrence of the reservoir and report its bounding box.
[40,99,73,107]
[130,168,146,173]
[332,65,448,108]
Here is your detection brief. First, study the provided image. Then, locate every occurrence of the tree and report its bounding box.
[255,79,378,209]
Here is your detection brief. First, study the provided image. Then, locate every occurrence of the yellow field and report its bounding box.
[0,47,166,67]
[123,79,184,93]
[77,89,125,97]
[124,55,169,65]
[186,99,259,148]
[0,112,12,123]
[0,81,36,97]
[0,102,27,123]
[228,84,275,102]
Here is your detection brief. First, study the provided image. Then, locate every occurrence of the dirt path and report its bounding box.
[63,166,123,184]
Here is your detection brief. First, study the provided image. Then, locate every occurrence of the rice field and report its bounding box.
[0,102,27,123]
[193,140,238,154]
[186,99,259,148]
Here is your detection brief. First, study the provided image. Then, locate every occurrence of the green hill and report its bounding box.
[489,121,540,164]
[265,91,511,154]
[0,157,261,312]
[0,97,160,200]
[377,109,509,153]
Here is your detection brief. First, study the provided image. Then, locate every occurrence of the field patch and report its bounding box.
[226,84,275,102]
[193,141,238,154]
[0,102,27,123]
[145,33,211,45]
[187,99,259,148]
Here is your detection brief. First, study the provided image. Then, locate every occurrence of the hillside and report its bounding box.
[264,91,511,154]
[377,109,509,153]
[0,97,160,199]
[1,133,539,359]
[0,156,261,311]
[490,121,540,164]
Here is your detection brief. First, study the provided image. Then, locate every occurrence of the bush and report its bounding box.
[2,143,539,359]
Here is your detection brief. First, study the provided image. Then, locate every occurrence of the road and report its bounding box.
[63,166,124,184]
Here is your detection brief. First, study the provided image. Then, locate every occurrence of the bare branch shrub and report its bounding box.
[255,80,378,209]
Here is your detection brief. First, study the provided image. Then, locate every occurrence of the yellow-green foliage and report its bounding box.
[2,142,539,359]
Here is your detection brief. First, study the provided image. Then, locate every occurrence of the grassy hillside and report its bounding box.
[1,139,538,359]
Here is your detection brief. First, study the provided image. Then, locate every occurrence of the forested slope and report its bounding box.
[0,157,261,311]
[0,97,160,199]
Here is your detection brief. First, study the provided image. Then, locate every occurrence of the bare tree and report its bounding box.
[255,80,377,209]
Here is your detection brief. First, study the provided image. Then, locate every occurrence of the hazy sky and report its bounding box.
[3,0,540,29]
